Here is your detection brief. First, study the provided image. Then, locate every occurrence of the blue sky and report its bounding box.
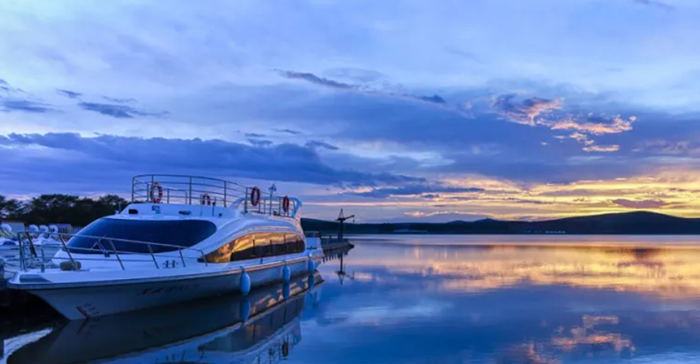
[2,0,700,221]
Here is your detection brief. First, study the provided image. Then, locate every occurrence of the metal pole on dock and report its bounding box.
[336,209,355,242]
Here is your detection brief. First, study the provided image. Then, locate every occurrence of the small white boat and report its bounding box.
[8,174,325,320]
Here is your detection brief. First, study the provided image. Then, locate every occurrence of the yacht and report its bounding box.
[6,273,323,364]
[8,174,325,320]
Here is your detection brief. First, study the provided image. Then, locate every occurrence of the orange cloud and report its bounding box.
[310,169,700,221]
[583,144,620,152]
[493,94,563,126]
[550,116,635,135]
[612,199,667,209]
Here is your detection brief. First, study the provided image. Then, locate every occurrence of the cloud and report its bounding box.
[0,79,51,113]
[324,68,386,83]
[416,94,447,104]
[633,0,674,11]
[78,102,166,119]
[245,133,266,138]
[445,46,481,63]
[347,185,485,198]
[0,78,11,92]
[274,128,302,135]
[103,96,136,103]
[1,99,52,113]
[633,140,700,156]
[277,69,450,106]
[549,115,636,135]
[247,138,273,147]
[566,132,595,146]
[277,70,354,89]
[365,210,488,223]
[583,144,620,152]
[493,94,563,126]
[491,96,633,153]
[305,140,340,151]
[56,89,82,99]
[0,133,424,190]
[612,199,667,209]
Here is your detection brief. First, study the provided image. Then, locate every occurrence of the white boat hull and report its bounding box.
[7,273,322,364]
[20,257,319,320]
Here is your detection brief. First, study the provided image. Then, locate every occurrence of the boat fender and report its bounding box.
[308,273,316,289]
[239,297,251,322]
[240,267,251,295]
[283,282,291,300]
[282,340,290,357]
[59,260,82,271]
[282,264,291,283]
[307,257,315,273]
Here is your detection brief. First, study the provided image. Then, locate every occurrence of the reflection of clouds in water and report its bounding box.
[306,243,700,364]
[499,342,560,364]
[552,315,635,354]
[350,245,700,299]
[496,315,634,363]
[334,300,452,326]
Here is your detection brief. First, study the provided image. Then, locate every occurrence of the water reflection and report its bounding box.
[4,272,322,364]
[300,239,700,363]
[345,241,700,299]
[8,238,700,363]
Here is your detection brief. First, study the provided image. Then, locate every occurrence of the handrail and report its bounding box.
[15,231,209,272]
[131,174,301,218]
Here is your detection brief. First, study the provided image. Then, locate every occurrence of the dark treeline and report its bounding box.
[301,211,700,235]
[5,195,700,235]
[0,194,128,227]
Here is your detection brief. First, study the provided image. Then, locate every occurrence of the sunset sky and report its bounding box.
[2,0,700,222]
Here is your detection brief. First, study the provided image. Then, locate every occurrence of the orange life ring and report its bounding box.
[201,194,211,205]
[250,187,261,207]
[151,182,163,203]
[282,196,290,212]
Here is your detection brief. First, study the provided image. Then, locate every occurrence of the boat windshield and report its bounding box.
[66,218,217,254]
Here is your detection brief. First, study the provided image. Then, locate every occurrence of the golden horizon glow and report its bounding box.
[307,169,700,221]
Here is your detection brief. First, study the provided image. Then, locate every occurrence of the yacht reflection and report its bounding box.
[7,272,323,364]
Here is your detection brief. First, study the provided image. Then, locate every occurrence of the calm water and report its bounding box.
[5,235,700,363]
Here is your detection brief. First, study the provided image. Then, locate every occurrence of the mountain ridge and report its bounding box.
[301,211,700,235]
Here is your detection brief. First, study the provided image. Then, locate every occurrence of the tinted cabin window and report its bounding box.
[286,233,305,254]
[67,218,216,254]
[231,234,255,261]
[205,232,305,263]
[273,234,285,255]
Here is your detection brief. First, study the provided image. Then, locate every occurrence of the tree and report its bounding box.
[1,193,129,226]
[0,195,23,219]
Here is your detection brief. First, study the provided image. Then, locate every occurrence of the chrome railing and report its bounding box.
[15,231,209,272]
[131,174,300,217]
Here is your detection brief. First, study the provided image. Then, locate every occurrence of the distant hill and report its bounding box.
[301,211,700,235]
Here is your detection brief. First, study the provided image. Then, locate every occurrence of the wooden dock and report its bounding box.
[320,238,354,253]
